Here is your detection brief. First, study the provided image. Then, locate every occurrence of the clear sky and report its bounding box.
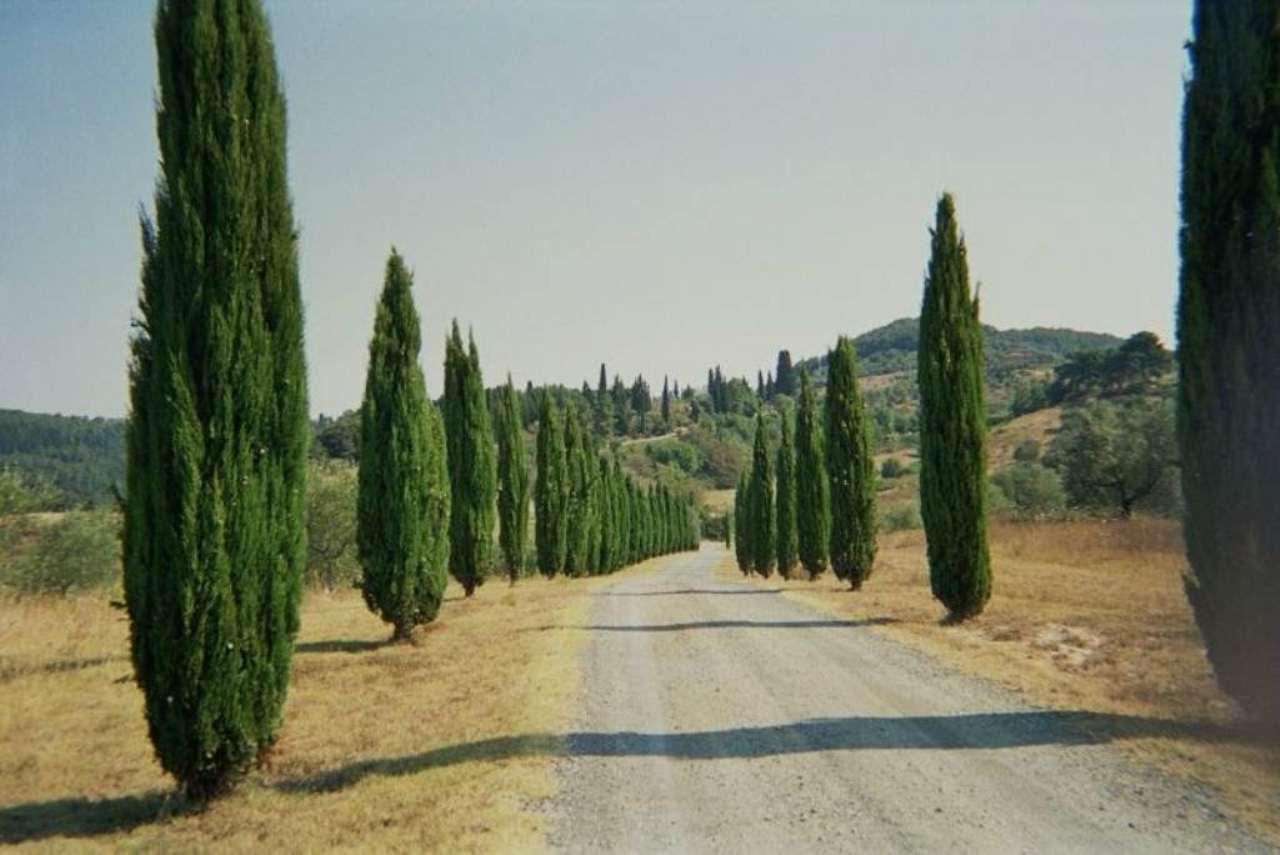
[0,1,1191,418]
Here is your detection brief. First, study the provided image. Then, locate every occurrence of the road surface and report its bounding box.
[549,545,1263,854]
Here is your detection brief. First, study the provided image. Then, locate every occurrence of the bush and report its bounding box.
[0,467,63,515]
[990,462,1066,518]
[306,460,359,590]
[645,439,703,474]
[6,511,120,596]
[880,457,906,479]
[1012,439,1041,463]
[881,502,922,532]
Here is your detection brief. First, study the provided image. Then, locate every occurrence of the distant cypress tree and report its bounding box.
[535,395,568,576]
[495,375,530,583]
[661,376,671,426]
[775,408,798,578]
[443,322,497,596]
[611,375,630,435]
[918,194,991,619]
[123,0,308,799]
[734,471,751,573]
[630,375,651,433]
[757,370,766,399]
[826,337,877,589]
[595,363,612,437]
[1178,0,1280,722]
[775,350,796,397]
[748,413,776,576]
[522,380,538,428]
[795,370,830,579]
[564,406,593,575]
[597,456,615,571]
[766,371,775,401]
[356,250,450,639]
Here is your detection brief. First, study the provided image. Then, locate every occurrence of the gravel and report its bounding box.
[548,545,1266,854]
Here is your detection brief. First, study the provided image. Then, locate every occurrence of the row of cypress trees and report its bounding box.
[536,398,700,576]
[733,196,992,623]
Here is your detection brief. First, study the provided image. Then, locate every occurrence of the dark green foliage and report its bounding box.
[564,406,594,575]
[825,337,877,589]
[880,457,905,479]
[495,377,530,583]
[661,376,672,427]
[1012,439,1041,463]
[0,410,124,507]
[1048,332,1174,404]
[535,396,568,576]
[357,251,450,640]
[123,0,308,799]
[747,413,775,576]
[775,350,796,397]
[918,193,991,620]
[775,409,797,578]
[794,371,830,579]
[443,322,497,596]
[990,462,1066,519]
[594,364,612,437]
[313,409,360,461]
[1178,0,1280,724]
[734,471,751,573]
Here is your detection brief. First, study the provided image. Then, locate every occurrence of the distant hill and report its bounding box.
[796,317,1123,380]
[0,409,126,507]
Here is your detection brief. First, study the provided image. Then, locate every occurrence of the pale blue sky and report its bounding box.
[0,1,1191,418]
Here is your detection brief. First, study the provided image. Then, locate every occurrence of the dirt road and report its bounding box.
[549,545,1263,853]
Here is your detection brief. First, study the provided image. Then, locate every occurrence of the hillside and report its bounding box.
[0,409,126,507]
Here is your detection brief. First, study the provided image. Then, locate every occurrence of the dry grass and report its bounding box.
[0,567,649,852]
[988,406,1063,468]
[726,518,1280,844]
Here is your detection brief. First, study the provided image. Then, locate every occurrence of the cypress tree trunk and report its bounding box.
[794,370,830,579]
[535,396,568,576]
[826,337,877,589]
[495,376,530,583]
[123,0,308,800]
[918,193,991,620]
[1178,0,1280,723]
[748,413,776,577]
[443,322,497,596]
[775,408,798,578]
[356,251,450,641]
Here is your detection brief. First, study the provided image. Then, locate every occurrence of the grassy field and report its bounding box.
[726,518,1280,844]
[0,566,659,852]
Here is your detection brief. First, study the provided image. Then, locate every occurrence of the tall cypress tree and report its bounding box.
[1178,1,1280,723]
[495,375,530,583]
[775,350,796,397]
[661,375,671,427]
[564,406,593,575]
[918,194,991,620]
[123,0,308,799]
[356,251,450,640]
[748,413,776,576]
[535,395,568,576]
[826,337,877,589]
[794,370,830,579]
[595,363,612,437]
[734,471,751,573]
[775,408,798,579]
[442,322,497,596]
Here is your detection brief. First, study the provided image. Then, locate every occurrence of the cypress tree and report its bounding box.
[795,370,830,579]
[734,471,751,573]
[757,370,766,399]
[356,251,450,640]
[775,408,798,579]
[775,350,796,397]
[595,363,612,437]
[826,337,877,589]
[564,406,592,575]
[1178,1,1280,722]
[443,322,497,596]
[611,376,630,435]
[535,396,568,576]
[918,193,991,620]
[495,375,530,583]
[661,376,671,427]
[123,0,308,799]
[748,413,776,576]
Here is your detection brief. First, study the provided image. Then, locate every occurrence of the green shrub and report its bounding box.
[880,457,905,479]
[306,460,359,590]
[990,462,1066,518]
[881,502,922,533]
[1012,439,1041,463]
[7,511,120,596]
[0,467,63,515]
[645,439,703,474]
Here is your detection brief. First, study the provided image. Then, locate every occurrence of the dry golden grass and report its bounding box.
[988,406,1063,468]
[701,489,735,514]
[726,518,1280,844]
[0,566,650,852]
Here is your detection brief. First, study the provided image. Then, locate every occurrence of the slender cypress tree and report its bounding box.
[918,194,991,619]
[775,408,798,579]
[757,370,766,399]
[734,471,751,573]
[1178,1,1280,723]
[794,370,830,579]
[535,396,568,576]
[595,363,612,437]
[748,413,776,576]
[356,251,450,639]
[123,0,308,799]
[661,376,671,426]
[495,375,530,583]
[564,406,592,575]
[442,322,497,596]
[826,337,877,589]
[775,350,796,397]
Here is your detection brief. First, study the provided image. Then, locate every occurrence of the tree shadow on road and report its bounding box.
[552,617,898,632]
[0,791,194,845]
[294,638,389,655]
[598,588,784,597]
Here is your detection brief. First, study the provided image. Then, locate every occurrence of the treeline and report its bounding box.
[0,410,124,507]
[734,194,993,621]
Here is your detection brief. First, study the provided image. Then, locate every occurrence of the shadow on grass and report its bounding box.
[277,710,1246,796]
[0,791,194,845]
[0,655,127,684]
[599,588,784,597]
[2,711,1252,843]
[294,639,389,655]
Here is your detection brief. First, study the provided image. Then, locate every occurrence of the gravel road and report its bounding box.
[549,545,1265,854]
